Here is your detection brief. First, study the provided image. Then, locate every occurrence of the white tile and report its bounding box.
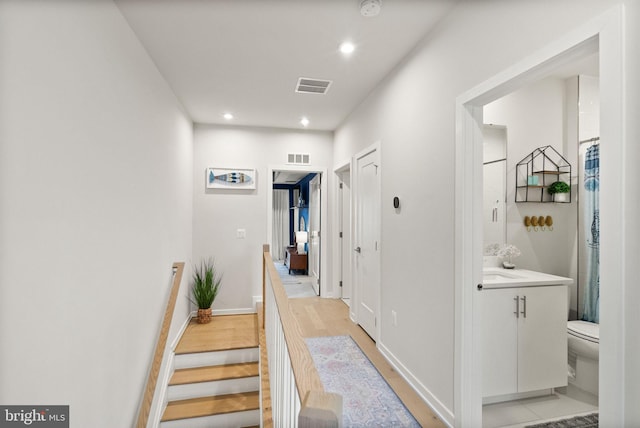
[523,392,598,420]
[483,402,539,428]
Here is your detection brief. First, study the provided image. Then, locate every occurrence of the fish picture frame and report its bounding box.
[206,167,256,190]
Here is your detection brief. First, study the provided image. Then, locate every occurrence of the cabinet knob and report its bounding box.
[477,284,483,290]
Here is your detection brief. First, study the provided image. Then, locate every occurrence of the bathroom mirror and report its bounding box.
[483,124,507,248]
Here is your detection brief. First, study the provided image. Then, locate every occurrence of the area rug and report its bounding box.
[305,335,420,428]
[274,261,316,298]
[525,413,598,428]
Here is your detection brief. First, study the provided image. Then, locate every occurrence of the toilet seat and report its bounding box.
[567,320,599,344]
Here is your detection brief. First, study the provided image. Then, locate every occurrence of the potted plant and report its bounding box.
[548,180,570,202]
[190,259,222,324]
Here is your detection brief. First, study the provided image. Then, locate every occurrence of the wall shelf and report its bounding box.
[515,146,571,203]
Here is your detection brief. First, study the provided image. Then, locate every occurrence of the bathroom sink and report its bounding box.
[482,267,573,288]
[483,272,522,281]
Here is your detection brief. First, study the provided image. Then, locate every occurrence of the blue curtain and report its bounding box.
[582,144,600,323]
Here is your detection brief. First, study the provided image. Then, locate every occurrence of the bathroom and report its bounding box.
[480,57,600,427]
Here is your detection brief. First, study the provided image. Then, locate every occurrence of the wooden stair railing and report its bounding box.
[135,262,185,428]
[262,245,342,427]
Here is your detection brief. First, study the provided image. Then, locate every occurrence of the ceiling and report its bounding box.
[273,170,310,185]
[114,0,456,131]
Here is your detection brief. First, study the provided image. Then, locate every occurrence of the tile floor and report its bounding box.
[483,385,598,427]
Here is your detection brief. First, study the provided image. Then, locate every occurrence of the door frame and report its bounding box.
[454,7,624,427]
[307,173,322,295]
[333,160,353,311]
[353,142,381,341]
[267,165,329,297]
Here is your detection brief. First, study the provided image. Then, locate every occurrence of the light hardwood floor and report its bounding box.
[288,297,446,428]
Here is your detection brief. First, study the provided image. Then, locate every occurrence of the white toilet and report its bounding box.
[567,320,599,396]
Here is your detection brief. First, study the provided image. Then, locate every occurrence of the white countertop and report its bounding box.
[482,267,573,289]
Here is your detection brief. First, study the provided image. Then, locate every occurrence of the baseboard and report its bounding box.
[378,342,454,427]
[150,308,193,428]
[171,311,196,350]
[150,352,174,428]
[212,307,256,316]
[252,295,263,310]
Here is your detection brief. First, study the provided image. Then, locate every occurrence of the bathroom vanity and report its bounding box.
[481,268,573,401]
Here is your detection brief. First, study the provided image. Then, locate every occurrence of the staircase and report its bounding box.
[160,314,261,428]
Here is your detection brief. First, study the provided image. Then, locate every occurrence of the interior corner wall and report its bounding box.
[0,2,193,427]
[333,0,621,422]
[192,124,333,310]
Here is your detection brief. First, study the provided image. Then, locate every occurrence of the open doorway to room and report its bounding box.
[268,167,327,298]
[480,67,600,427]
[455,9,623,426]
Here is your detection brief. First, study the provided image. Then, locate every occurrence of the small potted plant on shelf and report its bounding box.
[190,258,222,324]
[548,181,570,202]
[497,244,521,269]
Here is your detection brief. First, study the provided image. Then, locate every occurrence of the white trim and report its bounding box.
[171,311,196,350]
[252,295,262,310]
[379,342,454,427]
[454,6,624,427]
[212,307,256,316]
[332,160,352,303]
[149,310,194,428]
[267,164,330,298]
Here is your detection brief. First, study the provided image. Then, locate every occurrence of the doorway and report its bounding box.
[455,8,624,426]
[267,165,328,297]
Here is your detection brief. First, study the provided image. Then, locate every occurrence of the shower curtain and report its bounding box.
[272,189,290,261]
[582,144,600,323]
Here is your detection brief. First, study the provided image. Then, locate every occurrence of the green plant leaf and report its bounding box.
[190,258,223,309]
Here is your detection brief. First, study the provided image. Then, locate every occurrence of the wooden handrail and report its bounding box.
[262,246,342,427]
[135,262,185,428]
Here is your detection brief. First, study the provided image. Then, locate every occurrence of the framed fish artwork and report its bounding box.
[206,167,256,190]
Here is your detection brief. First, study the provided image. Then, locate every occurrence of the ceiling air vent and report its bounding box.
[295,77,332,94]
[287,153,310,165]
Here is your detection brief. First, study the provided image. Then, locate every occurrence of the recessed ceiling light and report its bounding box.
[300,117,310,127]
[339,42,355,55]
[223,113,234,120]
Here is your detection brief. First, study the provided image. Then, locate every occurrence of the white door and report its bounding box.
[308,174,321,295]
[355,147,380,340]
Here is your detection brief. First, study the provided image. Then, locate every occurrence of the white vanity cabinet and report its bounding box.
[482,284,567,398]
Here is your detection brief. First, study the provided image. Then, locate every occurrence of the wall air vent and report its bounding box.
[295,77,332,94]
[287,153,310,165]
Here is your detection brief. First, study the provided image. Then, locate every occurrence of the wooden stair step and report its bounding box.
[175,314,258,354]
[169,362,259,385]
[161,391,260,422]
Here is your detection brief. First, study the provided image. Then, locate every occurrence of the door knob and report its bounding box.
[354,247,361,253]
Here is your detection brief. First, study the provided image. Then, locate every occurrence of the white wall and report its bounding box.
[192,124,333,309]
[334,0,632,423]
[484,77,577,279]
[0,2,193,427]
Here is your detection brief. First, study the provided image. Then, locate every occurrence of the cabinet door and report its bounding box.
[517,286,568,392]
[482,288,519,397]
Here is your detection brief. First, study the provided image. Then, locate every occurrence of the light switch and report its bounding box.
[236,229,246,239]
